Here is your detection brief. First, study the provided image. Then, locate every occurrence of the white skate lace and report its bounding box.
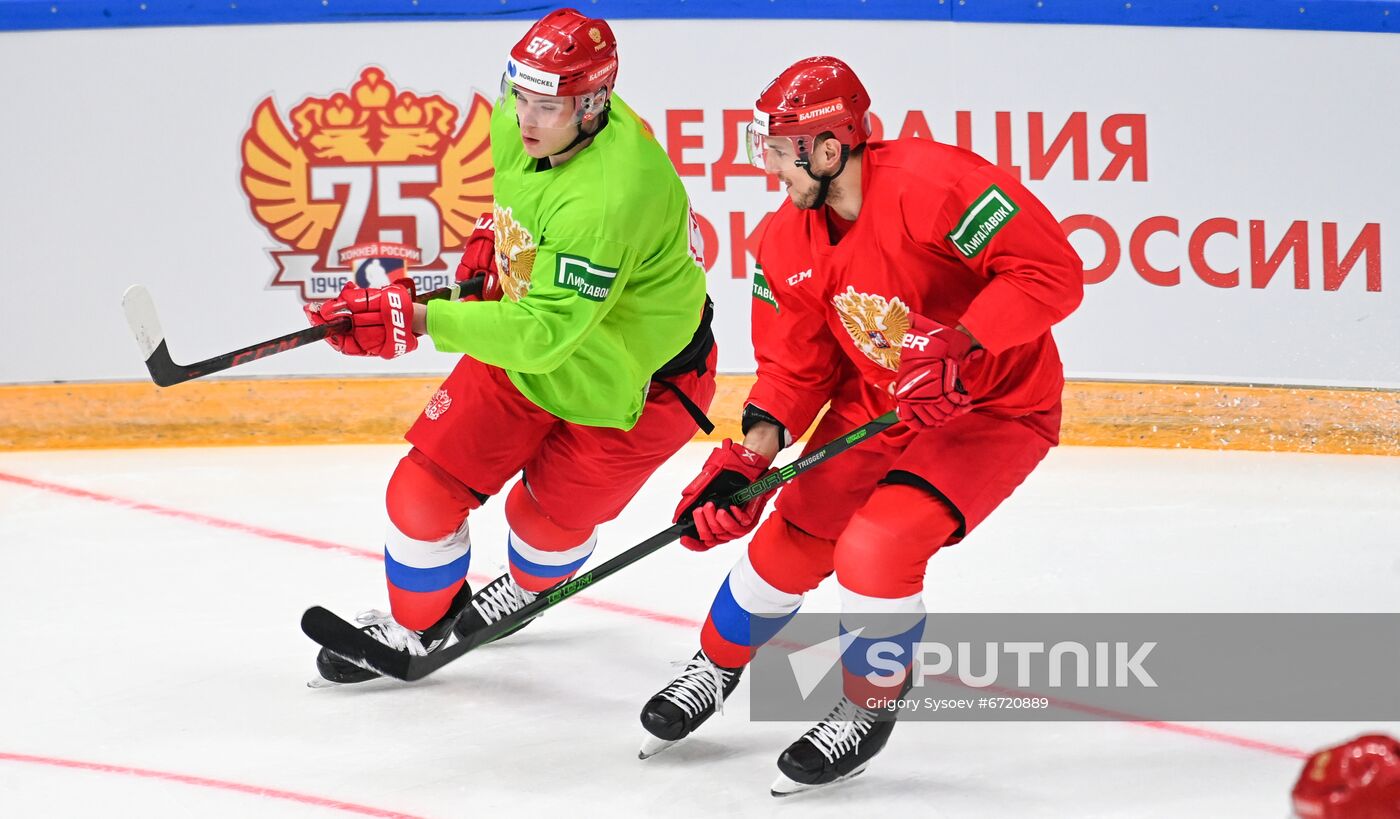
[471,576,536,625]
[660,654,733,718]
[351,609,429,656]
[801,697,877,763]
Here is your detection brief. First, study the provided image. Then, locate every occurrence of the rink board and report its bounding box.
[3,376,1398,455]
[1,19,1397,393]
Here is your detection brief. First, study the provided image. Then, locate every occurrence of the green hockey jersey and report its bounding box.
[425,92,707,430]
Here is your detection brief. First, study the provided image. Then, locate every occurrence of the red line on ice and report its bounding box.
[0,752,424,818]
[0,471,374,561]
[1,470,1311,761]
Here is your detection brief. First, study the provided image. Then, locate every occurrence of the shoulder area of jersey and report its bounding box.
[867,137,984,181]
[604,94,651,139]
[866,140,1018,212]
[577,95,681,192]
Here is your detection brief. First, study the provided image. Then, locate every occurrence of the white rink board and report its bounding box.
[2,20,1397,387]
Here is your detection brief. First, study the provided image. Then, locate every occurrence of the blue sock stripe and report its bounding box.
[840,617,925,678]
[708,577,750,645]
[751,607,800,645]
[383,547,472,593]
[507,542,592,580]
[709,576,800,647]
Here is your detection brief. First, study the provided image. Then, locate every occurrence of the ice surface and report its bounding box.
[2,443,1397,818]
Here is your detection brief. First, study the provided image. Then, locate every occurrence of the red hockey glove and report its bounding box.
[455,214,502,302]
[673,439,773,552]
[893,313,982,431]
[304,279,418,360]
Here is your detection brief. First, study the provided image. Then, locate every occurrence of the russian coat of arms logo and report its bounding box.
[833,286,912,372]
[240,67,493,301]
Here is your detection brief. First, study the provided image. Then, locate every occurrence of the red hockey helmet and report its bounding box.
[1293,734,1400,819]
[747,56,872,169]
[503,8,618,126]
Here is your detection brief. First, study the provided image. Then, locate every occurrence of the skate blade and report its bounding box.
[638,734,680,760]
[770,762,870,798]
[306,674,384,689]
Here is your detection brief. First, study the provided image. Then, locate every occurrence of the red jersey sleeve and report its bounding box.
[745,255,843,440]
[928,167,1084,355]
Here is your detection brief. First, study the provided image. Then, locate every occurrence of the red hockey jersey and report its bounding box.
[747,139,1084,445]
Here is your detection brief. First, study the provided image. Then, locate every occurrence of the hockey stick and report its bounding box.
[300,410,902,682]
[121,277,485,387]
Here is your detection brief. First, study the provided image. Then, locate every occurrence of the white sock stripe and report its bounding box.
[508,528,598,567]
[729,551,804,615]
[384,520,471,569]
[838,584,926,638]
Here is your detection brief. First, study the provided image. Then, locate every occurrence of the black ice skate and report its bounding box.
[638,650,744,759]
[770,682,912,797]
[451,573,540,643]
[311,581,472,687]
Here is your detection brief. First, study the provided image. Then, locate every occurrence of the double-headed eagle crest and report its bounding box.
[491,204,537,302]
[239,67,493,289]
[833,286,911,371]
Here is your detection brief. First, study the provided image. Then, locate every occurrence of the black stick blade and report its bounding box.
[300,606,413,681]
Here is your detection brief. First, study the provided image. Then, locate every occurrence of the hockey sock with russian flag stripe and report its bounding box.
[700,551,805,669]
[384,519,472,631]
[504,480,598,594]
[507,529,598,593]
[837,585,926,710]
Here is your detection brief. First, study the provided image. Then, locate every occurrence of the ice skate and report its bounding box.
[311,582,472,686]
[638,650,743,759]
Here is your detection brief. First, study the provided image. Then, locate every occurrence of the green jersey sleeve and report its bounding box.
[425,235,635,374]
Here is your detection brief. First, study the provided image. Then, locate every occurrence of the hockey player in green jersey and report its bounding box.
[305,8,716,684]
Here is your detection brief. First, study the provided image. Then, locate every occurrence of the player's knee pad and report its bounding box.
[505,481,597,592]
[385,448,484,543]
[382,450,482,630]
[746,514,837,596]
[504,480,595,552]
[833,483,960,599]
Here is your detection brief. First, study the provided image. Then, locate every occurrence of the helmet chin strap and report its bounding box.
[552,104,611,157]
[795,144,851,209]
[512,103,612,163]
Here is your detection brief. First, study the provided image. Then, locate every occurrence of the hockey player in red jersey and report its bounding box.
[640,56,1084,794]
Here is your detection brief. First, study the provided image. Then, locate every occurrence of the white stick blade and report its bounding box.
[121,285,165,359]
